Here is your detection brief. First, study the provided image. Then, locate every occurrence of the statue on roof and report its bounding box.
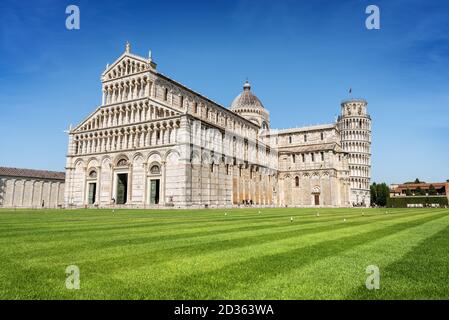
[125,41,131,53]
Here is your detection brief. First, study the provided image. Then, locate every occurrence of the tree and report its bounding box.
[414,178,421,184]
[405,188,412,196]
[416,186,426,196]
[370,183,377,205]
[428,184,437,196]
[371,182,389,206]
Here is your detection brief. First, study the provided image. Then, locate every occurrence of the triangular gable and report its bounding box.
[102,52,154,80]
[72,106,102,133]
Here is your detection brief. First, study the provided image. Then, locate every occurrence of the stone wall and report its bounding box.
[0,176,64,208]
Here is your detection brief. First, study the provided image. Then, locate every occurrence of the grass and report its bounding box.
[0,207,448,299]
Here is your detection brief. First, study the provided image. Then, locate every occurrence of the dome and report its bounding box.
[230,81,265,111]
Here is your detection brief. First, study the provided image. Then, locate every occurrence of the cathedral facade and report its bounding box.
[64,44,371,208]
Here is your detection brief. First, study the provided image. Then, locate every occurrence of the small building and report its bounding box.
[390,182,448,197]
[0,167,65,208]
[389,180,449,207]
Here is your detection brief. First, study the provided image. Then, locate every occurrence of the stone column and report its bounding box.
[10,178,16,207]
[128,164,133,205]
[161,160,166,205]
[142,163,148,206]
[19,180,26,207]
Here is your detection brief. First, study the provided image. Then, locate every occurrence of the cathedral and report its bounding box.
[64,43,372,208]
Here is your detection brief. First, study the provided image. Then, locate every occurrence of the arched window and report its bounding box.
[88,170,97,178]
[117,159,127,167]
[150,165,160,175]
[295,176,299,187]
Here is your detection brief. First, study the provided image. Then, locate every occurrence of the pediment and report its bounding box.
[102,53,155,81]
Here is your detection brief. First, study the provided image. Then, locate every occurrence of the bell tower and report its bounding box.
[338,99,372,207]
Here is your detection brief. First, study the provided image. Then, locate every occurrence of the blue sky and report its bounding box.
[0,0,448,184]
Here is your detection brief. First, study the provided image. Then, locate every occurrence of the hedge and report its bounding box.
[387,196,448,208]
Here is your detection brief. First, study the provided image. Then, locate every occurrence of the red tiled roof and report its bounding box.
[0,167,65,181]
[396,183,446,189]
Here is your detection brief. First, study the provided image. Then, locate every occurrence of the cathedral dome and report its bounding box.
[230,81,265,111]
[230,80,270,129]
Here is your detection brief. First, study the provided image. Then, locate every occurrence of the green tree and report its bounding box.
[371,182,389,206]
[416,186,426,196]
[428,184,437,196]
[370,183,377,205]
[405,188,412,196]
[414,178,421,184]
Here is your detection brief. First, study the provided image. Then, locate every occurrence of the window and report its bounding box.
[304,134,307,142]
[292,154,296,163]
[302,154,305,162]
[311,153,315,162]
[321,132,324,140]
[180,96,184,108]
[194,102,198,114]
[150,165,160,175]
[289,136,292,144]
[164,88,168,101]
[295,176,299,187]
[88,170,97,178]
[117,159,127,167]
[321,152,324,161]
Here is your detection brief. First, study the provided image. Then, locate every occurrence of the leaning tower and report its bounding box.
[338,99,372,207]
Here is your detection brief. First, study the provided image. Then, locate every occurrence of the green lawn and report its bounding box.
[0,207,448,299]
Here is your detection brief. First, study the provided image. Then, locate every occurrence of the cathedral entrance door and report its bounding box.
[116,173,128,204]
[314,194,320,206]
[88,183,96,204]
[150,179,160,205]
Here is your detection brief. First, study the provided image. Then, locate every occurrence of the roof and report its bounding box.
[264,123,337,136]
[391,182,448,192]
[278,142,344,153]
[0,167,65,181]
[230,81,265,111]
